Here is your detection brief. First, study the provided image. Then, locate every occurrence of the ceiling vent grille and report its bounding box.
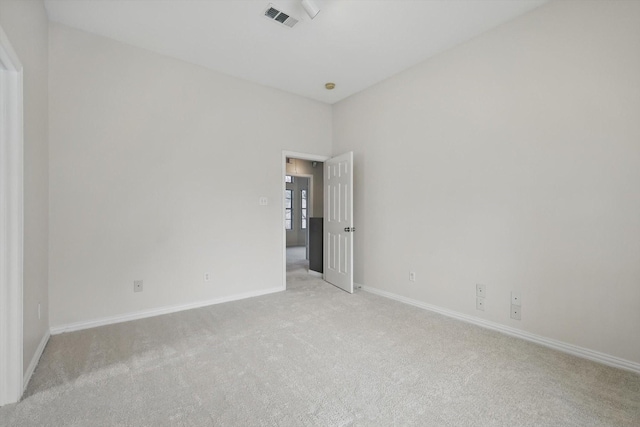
[264,4,298,28]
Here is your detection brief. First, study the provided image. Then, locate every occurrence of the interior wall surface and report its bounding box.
[49,24,332,328]
[332,0,640,364]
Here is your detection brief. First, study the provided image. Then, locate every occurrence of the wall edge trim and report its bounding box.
[50,286,286,335]
[359,284,640,374]
[23,329,50,393]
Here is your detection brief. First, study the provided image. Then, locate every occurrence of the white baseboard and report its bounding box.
[360,284,640,374]
[50,286,286,335]
[23,329,50,392]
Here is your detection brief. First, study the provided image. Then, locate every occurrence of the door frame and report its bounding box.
[0,24,24,406]
[282,151,329,289]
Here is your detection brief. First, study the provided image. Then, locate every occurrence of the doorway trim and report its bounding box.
[0,24,24,406]
[282,151,330,289]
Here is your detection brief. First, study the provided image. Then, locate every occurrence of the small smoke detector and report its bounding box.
[264,4,299,28]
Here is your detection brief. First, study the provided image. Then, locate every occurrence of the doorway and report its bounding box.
[285,174,311,254]
[282,152,328,289]
[285,174,311,281]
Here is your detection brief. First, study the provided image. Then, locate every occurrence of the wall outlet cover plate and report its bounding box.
[134,280,143,292]
[511,291,521,306]
[510,304,521,320]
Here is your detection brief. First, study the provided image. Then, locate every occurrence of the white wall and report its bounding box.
[333,0,640,364]
[49,24,332,328]
[0,0,50,374]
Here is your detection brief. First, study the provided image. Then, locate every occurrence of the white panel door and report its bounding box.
[324,152,353,293]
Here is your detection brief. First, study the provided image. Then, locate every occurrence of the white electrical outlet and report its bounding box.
[476,297,485,311]
[511,304,521,320]
[204,272,211,282]
[476,284,486,297]
[511,291,521,306]
[259,197,268,206]
[134,280,143,293]
[409,271,416,282]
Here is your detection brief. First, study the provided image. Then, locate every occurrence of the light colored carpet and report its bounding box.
[1,249,639,426]
[286,245,308,276]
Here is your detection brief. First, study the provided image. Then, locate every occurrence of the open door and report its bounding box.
[324,152,354,293]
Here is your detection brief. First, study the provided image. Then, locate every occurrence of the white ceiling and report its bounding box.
[44,0,548,104]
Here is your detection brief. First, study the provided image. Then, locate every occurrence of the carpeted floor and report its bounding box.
[286,245,309,277]
[1,247,639,426]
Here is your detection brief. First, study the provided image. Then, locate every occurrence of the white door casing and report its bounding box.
[0,24,24,406]
[324,152,354,293]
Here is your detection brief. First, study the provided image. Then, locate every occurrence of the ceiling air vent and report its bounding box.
[264,4,299,28]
